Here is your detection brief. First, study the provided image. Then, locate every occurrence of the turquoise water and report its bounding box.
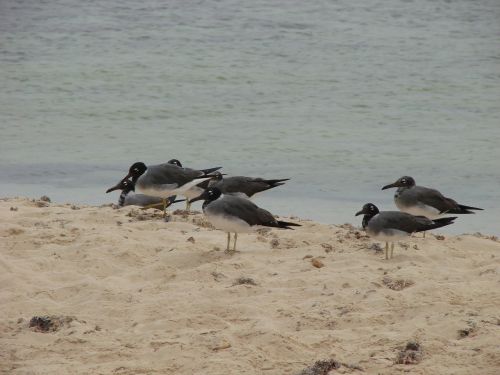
[1,0,499,234]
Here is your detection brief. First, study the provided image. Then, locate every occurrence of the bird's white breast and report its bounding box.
[396,201,441,219]
[367,227,409,242]
[205,211,254,233]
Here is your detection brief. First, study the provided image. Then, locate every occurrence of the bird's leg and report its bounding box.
[185,200,191,212]
[423,231,426,238]
[226,232,231,251]
[233,233,238,252]
[385,242,389,260]
[162,199,167,218]
[390,242,394,259]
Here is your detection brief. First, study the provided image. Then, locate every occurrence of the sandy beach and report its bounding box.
[1,197,499,375]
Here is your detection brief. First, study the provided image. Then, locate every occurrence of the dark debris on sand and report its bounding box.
[297,359,341,375]
[29,315,76,333]
[382,276,415,291]
[232,277,257,286]
[270,239,280,249]
[395,341,423,365]
[321,243,334,253]
[458,320,478,339]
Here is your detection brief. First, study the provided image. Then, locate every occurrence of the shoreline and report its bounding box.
[1,197,499,374]
[0,192,495,236]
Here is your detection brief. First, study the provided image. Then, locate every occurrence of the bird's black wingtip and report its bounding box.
[458,204,484,212]
[433,216,457,223]
[445,205,484,214]
[425,216,457,231]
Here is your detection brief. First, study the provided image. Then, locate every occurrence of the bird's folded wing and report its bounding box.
[379,211,433,233]
[221,177,271,196]
[148,164,201,186]
[211,196,267,226]
[414,186,458,213]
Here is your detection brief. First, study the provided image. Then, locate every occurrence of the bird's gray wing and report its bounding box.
[181,166,208,179]
[145,164,200,187]
[210,196,277,226]
[376,211,433,233]
[413,186,459,213]
[214,177,266,197]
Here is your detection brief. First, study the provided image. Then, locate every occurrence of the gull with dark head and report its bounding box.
[356,203,456,259]
[117,161,221,216]
[189,187,300,252]
[106,179,184,210]
[382,176,483,218]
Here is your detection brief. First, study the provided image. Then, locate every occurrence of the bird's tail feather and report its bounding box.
[446,204,483,214]
[419,216,457,232]
[263,178,290,186]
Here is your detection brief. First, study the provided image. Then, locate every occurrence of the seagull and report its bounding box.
[106,179,184,210]
[189,187,300,252]
[355,203,456,259]
[117,161,221,216]
[207,171,289,198]
[382,176,483,218]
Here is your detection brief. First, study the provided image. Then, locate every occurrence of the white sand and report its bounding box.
[1,197,499,374]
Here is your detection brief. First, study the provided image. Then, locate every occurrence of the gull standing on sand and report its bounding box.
[207,171,289,199]
[105,179,184,209]
[381,176,482,238]
[382,176,483,218]
[355,203,456,259]
[117,161,221,217]
[189,187,300,252]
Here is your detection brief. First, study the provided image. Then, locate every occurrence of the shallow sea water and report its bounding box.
[1,0,499,234]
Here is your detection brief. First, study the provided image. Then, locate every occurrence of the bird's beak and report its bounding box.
[171,198,186,204]
[381,182,398,190]
[188,196,202,204]
[355,210,364,216]
[106,182,122,193]
[188,191,207,204]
